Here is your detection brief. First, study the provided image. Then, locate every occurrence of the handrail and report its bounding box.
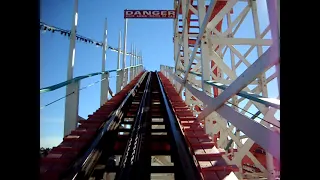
[40,64,143,94]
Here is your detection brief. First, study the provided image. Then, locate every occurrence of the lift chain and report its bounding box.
[121,138,131,167]
[130,127,140,165]
[120,124,140,168]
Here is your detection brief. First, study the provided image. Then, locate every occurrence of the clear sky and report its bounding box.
[40,0,279,148]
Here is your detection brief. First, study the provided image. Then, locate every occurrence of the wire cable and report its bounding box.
[40,77,109,110]
[40,21,141,57]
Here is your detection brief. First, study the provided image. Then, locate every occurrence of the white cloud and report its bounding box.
[40,136,63,148]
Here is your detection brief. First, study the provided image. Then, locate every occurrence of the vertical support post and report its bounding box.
[130,43,134,81]
[277,0,280,33]
[164,66,169,79]
[251,0,268,97]
[160,65,163,74]
[140,51,143,72]
[173,0,180,69]
[173,0,183,79]
[275,0,280,95]
[100,18,109,106]
[253,0,276,178]
[170,67,176,87]
[266,0,280,94]
[182,0,193,109]
[66,0,78,81]
[122,18,128,87]
[173,25,179,67]
[166,66,169,78]
[141,51,143,65]
[64,81,80,136]
[116,31,122,93]
[137,52,140,73]
[227,12,240,158]
[64,0,79,136]
[124,69,128,87]
[133,46,137,77]
[198,0,214,136]
[137,51,140,73]
[197,0,211,95]
[133,47,137,77]
[169,67,174,83]
[180,0,189,97]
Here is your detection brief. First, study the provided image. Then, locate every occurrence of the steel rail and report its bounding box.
[115,72,152,180]
[155,71,202,180]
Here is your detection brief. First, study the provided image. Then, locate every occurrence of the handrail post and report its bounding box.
[134,47,137,78]
[122,18,128,87]
[138,51,142,73]
[130,43,134,81]
[64,80,80,136]
[64,0,79,136]
[100,18,109,106]
[116,31,122,93]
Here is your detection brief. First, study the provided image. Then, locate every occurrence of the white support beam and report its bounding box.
[129,44,132,81]
[216,105,279,159]
[134,47,137,77]
[204,80,280,109]
[176,70,278,108]
[122,18,128,86]
[182,0,190,97]
[266,0,280,94]
[181,33,199,38]
[100,18,109,106]
[170,73,279,159]
[100,73,109,105]
[211,38,272,46]
[116,31,122,93]
[249,1,276,177]
[198,0,212,95]
[188,4,198,16]
[210,4,251,51]
[263,107,280,130]
[64,0,79,137]
[244,25,270,58]
[178,0,217,94]
[64,81,80,136]
[206,112,268,175]
[227,11,241,150]
[197,43,279,120]
[206,0,238,31]
[174,0,189,72]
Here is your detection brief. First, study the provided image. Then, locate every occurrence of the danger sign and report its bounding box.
[124,10,176,19]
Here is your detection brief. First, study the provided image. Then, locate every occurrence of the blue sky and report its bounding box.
[40,0,278,148]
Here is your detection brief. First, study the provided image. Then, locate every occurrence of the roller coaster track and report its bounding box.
[40,71,239,180]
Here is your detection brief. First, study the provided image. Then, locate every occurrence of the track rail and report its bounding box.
[86,72,201,180]
[115,72,152,179]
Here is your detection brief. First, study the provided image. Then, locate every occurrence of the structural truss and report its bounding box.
[161,0,280,179]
